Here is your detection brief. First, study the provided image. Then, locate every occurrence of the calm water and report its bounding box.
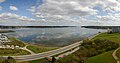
[3,27,106,47]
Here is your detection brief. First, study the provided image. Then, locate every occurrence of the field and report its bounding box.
[85,50,116,63]
[92,33,120,44]
[58,32,120,63]
[3,37,26,47]
[0,48,30,56]
[116,48,120,59]
[85,32,120,63]
[18,59,46,63]
[0,30,15,33]
[27,44,58,53]
[0,37,30,56]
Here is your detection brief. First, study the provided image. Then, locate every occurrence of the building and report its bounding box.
[0,34,10,43]
[112,27,120,33]
[107,27,120,33]
[107,28,112,33]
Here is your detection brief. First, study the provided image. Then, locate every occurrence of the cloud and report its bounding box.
[27,6,36,12]
[10,6,18,11]
[1,0,120,26]
[27,0,99,26]
[96,0,120,12]
[0,13,35,21]
[35,0,97,16]
[96,13,120,25]
[0,0,5,3]
[0,13,37,26]
[98,13,120,21]
[26,0,120,26]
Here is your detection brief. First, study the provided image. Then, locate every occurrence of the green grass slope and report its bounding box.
[92,33,120,44]
[27,45,58,53]
[85,50,116,63]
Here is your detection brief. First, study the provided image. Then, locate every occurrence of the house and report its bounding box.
[107,27,112,33]
[0,34,10,43]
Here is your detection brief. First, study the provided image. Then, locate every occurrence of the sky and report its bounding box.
[0,0,120,26]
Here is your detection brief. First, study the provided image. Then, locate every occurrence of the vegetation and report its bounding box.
[116,48,120,59]
[0,48,30,56]
[0,30,15,33]
[58,39,119,63]
[27,45,58,53]
[81,39,118,57]
[3,37,26,47]
[92,33,120,44]
[85,50,116,63]
[93,33,120,62]
[17,59,47,63]
[0,56,16,63]
[27,59,46,63]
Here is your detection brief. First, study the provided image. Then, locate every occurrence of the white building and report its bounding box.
[0,34,10,43]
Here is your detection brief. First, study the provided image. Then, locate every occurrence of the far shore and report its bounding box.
[0,30,15,33]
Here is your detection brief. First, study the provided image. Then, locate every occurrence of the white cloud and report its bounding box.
[99,0,120,12]
[96,13,120,25]
[0,0,5,3]
[26,0,120,26]
[0,13,37,26]
[19,16,35,21]
[27,0,99,26]
[10,6,18,11]
[27,6,36,12]
[0,13,35,21]
[2,0,120,26]
[36,0,97,16]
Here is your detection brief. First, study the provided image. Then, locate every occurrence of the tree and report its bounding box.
[51,56,56,63]
[2,60,9,63]
[2,56,16,63]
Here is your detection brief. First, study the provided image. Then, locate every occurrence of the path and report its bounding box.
[112,47,120,63]
[21,45,35,55]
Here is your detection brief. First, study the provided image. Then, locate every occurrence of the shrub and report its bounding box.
[58,39,119,63]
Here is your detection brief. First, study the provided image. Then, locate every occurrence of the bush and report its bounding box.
[58,39,119,63]
[2,56,16,63]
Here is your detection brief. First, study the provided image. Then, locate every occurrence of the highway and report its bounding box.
[14,41,82,62]
[2,33,99,62]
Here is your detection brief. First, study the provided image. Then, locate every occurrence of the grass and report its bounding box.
[58,33,119,63]
[3,37,26,47]
[18,59,46,63]
[0,48,30,56]
[92,33,120,44]
[27,59,46,63]
[116,48,120,59]
[85,32,120,63]
[85,50,116,63]
[0,30,15,33]
[27,44,58,53]
[0,38,29,56]
[25,33,120,63]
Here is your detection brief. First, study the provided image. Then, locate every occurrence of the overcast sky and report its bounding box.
[0,0,120,26]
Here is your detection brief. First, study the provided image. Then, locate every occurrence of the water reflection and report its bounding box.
[3,27,106,47]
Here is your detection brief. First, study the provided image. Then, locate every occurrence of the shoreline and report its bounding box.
[0,30,15,33]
